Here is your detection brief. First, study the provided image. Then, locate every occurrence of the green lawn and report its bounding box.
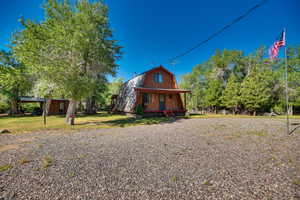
[0,112,299,134]
[0,113,170,134]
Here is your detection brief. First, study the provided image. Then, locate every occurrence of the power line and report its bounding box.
[168,0,268,64]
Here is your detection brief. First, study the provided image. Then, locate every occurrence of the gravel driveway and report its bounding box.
[0,118,300,200]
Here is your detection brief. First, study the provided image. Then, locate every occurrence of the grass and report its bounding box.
[0,164,12,172]
[246,130,267,137]
[42,156,53,169]
[292,178,300,186]
[203,180,213,186]
[224,130,267,140]
[20,157,30,165]
[0,112,170,134]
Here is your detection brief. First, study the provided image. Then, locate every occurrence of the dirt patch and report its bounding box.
[0,144,19,152]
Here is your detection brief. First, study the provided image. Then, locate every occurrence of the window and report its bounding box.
[153,72,163,83]
[142,93,152,105]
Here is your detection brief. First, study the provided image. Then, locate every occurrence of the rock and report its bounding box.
[263,112,278,116]
[0,129,11,134]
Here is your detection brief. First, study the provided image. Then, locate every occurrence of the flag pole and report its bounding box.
[283,28,290,135]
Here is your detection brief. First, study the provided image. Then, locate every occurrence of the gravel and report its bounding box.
[0,118,299,200]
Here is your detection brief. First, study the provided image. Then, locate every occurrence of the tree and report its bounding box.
[13,0,121,124]
[285,46,300,115]
[203,79,223,113]
[180,64,206,111]
[32,79,58,116]
[85,74,108,114]
[222,74,241,114]
[0,50,32,115]
[100,77,124,109]
[240,66,271,116]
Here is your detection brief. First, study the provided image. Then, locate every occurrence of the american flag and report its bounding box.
[269,30,286,60]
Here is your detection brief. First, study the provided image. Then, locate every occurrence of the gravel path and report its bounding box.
[0,118,300,200]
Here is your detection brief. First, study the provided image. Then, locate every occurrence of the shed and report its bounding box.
[19,97,69,115]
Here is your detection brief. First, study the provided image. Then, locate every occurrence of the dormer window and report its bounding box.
[153,72,163,83]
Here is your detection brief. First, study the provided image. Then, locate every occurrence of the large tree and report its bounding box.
[203,79,223,113]
[240,65,271,116]
[221,73,241,114]
[13,0,121,124]
[0,50,32,115]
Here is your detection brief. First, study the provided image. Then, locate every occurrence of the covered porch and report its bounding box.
[134,87,191,116]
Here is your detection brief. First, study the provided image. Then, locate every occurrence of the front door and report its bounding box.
[159,94,166,111]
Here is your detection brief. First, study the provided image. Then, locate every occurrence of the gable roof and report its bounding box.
[121,65,174,88]
[142,65,174,77]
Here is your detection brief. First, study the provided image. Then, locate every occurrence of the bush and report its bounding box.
[21,103,40,113]
[135,104,144,115]
[272,104,284,115]
[0,101,9,113]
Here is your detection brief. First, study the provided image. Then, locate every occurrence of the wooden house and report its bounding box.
[112,66,190,116]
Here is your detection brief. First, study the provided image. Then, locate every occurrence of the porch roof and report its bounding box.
[134,87,191,94]
[19,97,68,103]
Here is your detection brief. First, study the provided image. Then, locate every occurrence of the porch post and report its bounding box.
[184,93,186,111]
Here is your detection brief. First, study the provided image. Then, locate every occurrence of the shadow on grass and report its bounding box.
[0,114,43,119]
[55,112,120,118]
[76,116,185,127]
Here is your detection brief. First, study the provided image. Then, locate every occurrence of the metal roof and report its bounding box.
[19,97,68,102]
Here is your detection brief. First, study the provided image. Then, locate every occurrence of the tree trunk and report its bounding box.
[65,100,77,125]
[253,110,256,116]
[289,105,293,116]
[10,100,19,115]
[85,96,96,114]
[43,98,52,116]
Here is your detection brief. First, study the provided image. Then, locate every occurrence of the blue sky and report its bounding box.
[1,0,299,82]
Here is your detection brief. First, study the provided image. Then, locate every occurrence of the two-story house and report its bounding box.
[112,66,190,116]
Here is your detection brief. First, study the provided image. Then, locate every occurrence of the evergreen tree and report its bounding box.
[222,74,241,114]
[240,66,271,115]
[203,79,223,113]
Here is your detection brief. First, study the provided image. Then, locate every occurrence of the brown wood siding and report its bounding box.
[137,93,184,112]
[134,66,187,114]
[143,68,176,89]
[49,100,69,115]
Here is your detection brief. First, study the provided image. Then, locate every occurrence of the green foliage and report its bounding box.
[221,74,241,112]
[0,95,9,113]
[203,79,223,111]
[135,104,144,115]
[240,66,271,114]
[103,77,124,106]
[13,0,121,101]
[0,50,32,113]
[21,103,40,113]
[180,46,300,115]
[0,164,12,172]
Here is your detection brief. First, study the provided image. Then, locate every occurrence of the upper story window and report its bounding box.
[153,72,163,83]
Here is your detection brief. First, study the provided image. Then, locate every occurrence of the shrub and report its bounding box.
[0,101,9,113]
[272,104,284,114]
[135,104,144,115]
[21,103,40,113]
